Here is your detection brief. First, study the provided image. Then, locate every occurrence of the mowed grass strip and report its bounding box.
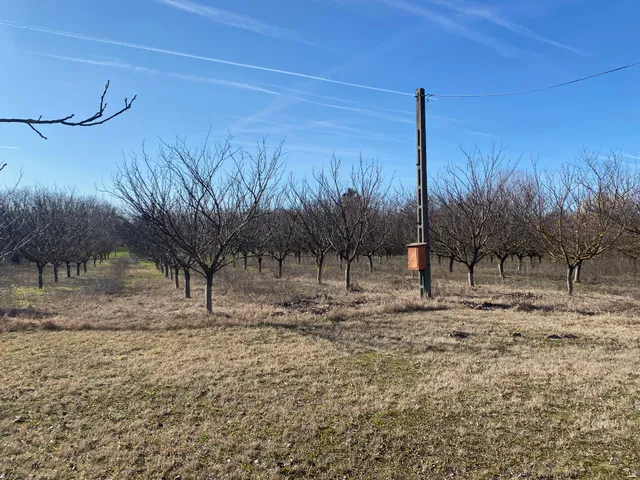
[1,255,640,478]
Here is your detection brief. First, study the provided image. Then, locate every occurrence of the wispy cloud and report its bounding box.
[1,21,409,96]
[426,0,587,56]
[240,116,406,143]
[464,128,494,138]
[255,81,469,124]
[155,0,319,47]
[36,53,155,72]
[35,53,282,96]
[286,143,397,162]
[622,152,640,161]
[293,97,414,125]
[377,0,520,57]
[0,145,20,150]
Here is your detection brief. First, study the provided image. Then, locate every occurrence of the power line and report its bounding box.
[430,61,640,98]
[0,20,414,97]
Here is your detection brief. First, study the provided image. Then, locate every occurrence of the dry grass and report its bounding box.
[1,253,640,478]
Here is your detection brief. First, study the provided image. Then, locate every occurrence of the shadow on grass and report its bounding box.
[258,314,459,354]
[0,307,56,319]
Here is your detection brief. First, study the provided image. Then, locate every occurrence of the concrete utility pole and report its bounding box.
[416,88,432,297]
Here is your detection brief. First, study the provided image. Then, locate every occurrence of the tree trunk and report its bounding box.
[114,249,117,258]
[38,264,44,289]
[165,265,169,278]
[574,261,583,283]
[437,255,442,266]
[277,258,283,278]
[66,262,71,278]
[316,254,325,285]
[243,254,248,271]
[76,262,81,276]
[517,255,523,271]
[368,254,374,272]
[379,255,383,264]
[297,252,301,265]
[83,261,87,273]
[634,257,638,277]
[467,264,475,287]
[53,264,59,283]
[448,256,454,273]
[498,256,507,279]
[174,267,179,289]
[170,267,173,280]
[93,256,97,267]
[258,256,263,274]
[344,260,352,290]
[529,256,534,268]
[184,268,191,299]
[567,265,575,295]
[538,255,542,264]
[490,255,494,265]
[205,270,214,314]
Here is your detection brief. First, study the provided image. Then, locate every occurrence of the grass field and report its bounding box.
[1,253,640,479]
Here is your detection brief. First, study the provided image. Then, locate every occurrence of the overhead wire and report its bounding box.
[429,61,640,98]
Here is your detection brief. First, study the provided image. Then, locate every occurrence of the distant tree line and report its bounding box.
[0,188,120,288]
[429,147,637,294]
[2,135,640,312]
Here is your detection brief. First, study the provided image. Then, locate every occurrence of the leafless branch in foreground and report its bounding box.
[0,81,136,140]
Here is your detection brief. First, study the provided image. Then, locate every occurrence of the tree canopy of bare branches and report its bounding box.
[7,188,119,289]
[111,136,284,313]
[430,146,515,287]
[528,151,632,294]
[305,156,391,290]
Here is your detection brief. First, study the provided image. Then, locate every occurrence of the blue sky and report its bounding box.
[1,0,639,192]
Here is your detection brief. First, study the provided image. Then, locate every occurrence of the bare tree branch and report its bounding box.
[0,81,136,140]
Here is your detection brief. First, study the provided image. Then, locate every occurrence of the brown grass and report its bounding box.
[1,253,640,478]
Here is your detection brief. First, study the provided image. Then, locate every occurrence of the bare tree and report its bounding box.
[0,182,25,261]
[290,179,334,284]
[111,136,284,313]
[529,152,631,294]
[310,156,390,290]
[384,187,415,261]
[245,214,274,275]
[360,198,394,272]
[489,177,538,280]
[1,81,135,140]
[430,146,515,287]
[14,188,59,289]
[616,231,640,276]
[267,208,299,278]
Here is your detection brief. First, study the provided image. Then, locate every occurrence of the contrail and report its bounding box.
[0,20,413,97]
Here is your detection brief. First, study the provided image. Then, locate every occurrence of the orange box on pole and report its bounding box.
[407,243,427,271]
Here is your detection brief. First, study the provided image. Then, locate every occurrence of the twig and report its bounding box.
[0,81,136,139]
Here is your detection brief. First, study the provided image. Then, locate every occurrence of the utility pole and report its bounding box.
[416,88,432,297]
